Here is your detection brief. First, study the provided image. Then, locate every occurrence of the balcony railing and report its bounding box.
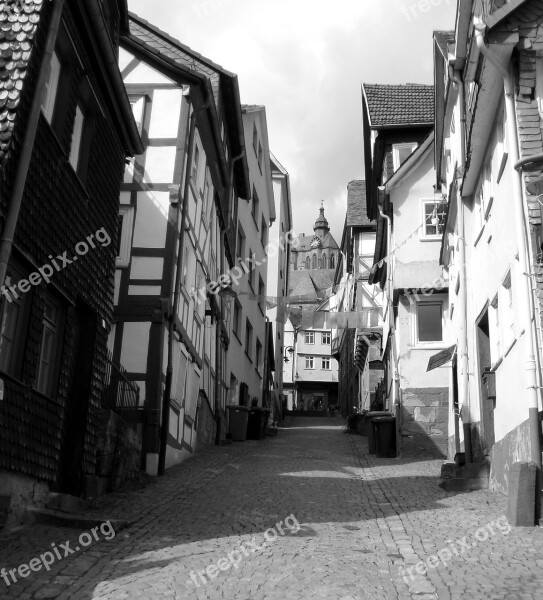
[101,351,141,431]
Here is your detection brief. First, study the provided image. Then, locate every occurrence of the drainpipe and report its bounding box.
[0,0,66,287]
[378,201,398,412]
[158,92,211,475]
[449,66,472,463]
[475,20,542,518]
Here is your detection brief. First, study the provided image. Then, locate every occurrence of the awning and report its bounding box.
[427,345,456,372]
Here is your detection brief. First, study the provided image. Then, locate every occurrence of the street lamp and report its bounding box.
[283,346,294,363]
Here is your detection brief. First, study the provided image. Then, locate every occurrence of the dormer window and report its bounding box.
[392,142,418,171]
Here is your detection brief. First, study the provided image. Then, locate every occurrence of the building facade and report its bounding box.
[113,15,251,474]
[333,181,384,418]
[436,0,543,498]
[226,106,275,410]
[266,153,293,422]
[363,84,450,457]
[283,208,339,413]
[0,0,142,520]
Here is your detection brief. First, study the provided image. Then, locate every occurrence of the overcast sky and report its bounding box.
[128,0,457,243]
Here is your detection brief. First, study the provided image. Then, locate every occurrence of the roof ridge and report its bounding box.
[128,11,236,79]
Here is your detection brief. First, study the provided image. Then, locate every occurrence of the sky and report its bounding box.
[128,0,457,243]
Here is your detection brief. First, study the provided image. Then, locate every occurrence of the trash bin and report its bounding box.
[373,416,397,458]
[227,405,250,441]
[367,411,392,452]
[247,407,271,440]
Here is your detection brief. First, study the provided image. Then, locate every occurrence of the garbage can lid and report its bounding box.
[372,416,395,422]
[226,405,250,412]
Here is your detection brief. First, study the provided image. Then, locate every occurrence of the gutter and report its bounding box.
[475,19,542,520]
[449,66,472,463]
[87,0,143,154]
[0,0,66,288]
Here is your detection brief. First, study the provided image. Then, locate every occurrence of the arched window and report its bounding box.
[322,253,327,269]
[330,254,335,269]
[305,256,310,270]
[312,254,317,269]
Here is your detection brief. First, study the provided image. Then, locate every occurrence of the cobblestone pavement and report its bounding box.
[2,416,543,600]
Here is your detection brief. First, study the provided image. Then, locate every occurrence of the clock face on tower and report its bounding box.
[310,236,322,248]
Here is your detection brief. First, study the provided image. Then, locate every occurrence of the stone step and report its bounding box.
[46,492,87,514]
[438,477,489,492]
[440,461,490,480]
[25,507,132,531]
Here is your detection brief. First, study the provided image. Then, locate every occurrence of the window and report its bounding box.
[69,104,85,171]
[330,254,335,269]
[116,206,134,268]
[129,96,146,135]
[305,356,314,369]
[252,187,259,225]
[42,51,61,123]
[261,216,268,247]
[248,249,256,289]
[422,200,447,239]
[233,299,241,338]
[36,297,61,396]
[392,142,417,171]
[253,122,258,153]
[500,270,515,350]
[305,331,314,344]
[258,276,265,312]
[322,332,331,345]
[237,224,245,259]
[0,271,28,377]
[321,357,331,370]
[416,301,443,343]
[256,339,262,373]
[258,142,263,172]
[321,253,327,269]
[305,257,310,270]
[192,145,200,183]
[245,319,253,359]
[312,254,317,269]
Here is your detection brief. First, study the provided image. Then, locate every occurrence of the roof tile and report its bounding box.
[363,83,434,128]
[0,0,42,161]
[346,180,371,227]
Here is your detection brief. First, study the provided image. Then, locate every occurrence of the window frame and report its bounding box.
[35,295,63,398]
[421,199,447,241]
[305,331,314,344]
[245,319,253,360]
[392,142,418,172]
[41,51,61,124]
[321,357,331,370]
[322,332,331,345]
[414,299,444,346]
[305,356,315,369]
[116,206,135,268]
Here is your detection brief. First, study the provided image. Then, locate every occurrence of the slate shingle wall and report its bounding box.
[0,3,127,484]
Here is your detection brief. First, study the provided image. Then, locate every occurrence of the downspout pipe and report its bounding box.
[0,0,66,288]
[449,66,472,463]
[377,200,398,412]
[158,92,212,475]
[475,20,542,519]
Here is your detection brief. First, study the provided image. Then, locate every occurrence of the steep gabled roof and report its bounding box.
[126,12,250,198]
[362,83,434,129]
[346,181,371,227]
[434,30,455,59]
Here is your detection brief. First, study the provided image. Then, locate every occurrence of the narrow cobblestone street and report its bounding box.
[2,417,543,600]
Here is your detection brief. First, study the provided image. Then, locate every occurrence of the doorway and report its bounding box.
[476,310,495,459]
[59,302,96,495]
